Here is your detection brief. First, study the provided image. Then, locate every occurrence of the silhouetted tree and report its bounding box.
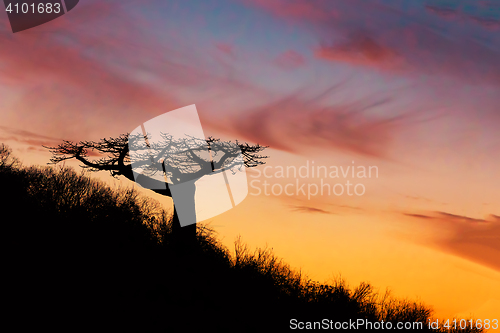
[45,133,268,248]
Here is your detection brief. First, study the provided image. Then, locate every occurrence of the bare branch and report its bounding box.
[45,132,269,197]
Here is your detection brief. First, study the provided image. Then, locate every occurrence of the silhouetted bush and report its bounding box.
[1,145,483,332]
[0,143,21,170]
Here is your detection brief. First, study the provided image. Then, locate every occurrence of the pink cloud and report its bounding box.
[315,35,406,71]
[0,1,247,143]
[245,0,337,21]
[216,43,235,57]
[203,88,404,158]
[244,0,500,86]
[0,126,62,148]
[274,50,306,69]
[0,3,182,139]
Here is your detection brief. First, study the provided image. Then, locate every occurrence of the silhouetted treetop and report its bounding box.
[44,132,268,188]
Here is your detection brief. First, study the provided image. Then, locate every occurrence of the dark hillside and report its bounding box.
[0,145,483,332]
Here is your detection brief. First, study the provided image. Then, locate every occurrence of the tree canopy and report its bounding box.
[45,132,268,195]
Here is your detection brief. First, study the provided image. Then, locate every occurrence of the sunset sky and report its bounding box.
[1,0,499,320]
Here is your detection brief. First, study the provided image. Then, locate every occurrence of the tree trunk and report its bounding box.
[145,177,198,251]
[168,177,198,252]
[171,206,197,251]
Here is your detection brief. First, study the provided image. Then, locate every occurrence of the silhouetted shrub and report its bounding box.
[0,143,21,170]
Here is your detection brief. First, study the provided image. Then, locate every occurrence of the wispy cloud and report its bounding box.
[404,213,434,219]
[290,205,333,214]
[315,34,406,72]
[0,0,251,142]
[274,50,306,70]
[404,210,500,271]
[0,126,105,156]
[425,2,500,29]
[244,0,500,85]
[0,126,62,149]
[218,90,406,158]
[215,42,235,58]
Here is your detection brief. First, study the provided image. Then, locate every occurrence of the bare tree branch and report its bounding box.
[44,133,269,194]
